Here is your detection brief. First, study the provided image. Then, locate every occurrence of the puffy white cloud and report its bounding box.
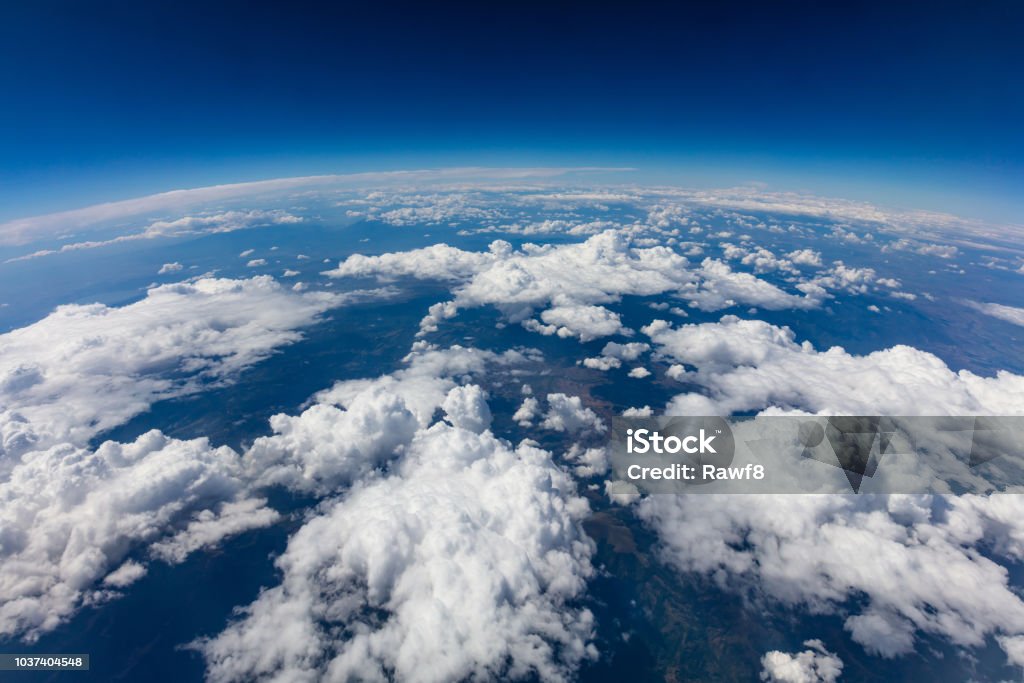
[0,430,275,641]
[582,356,621,371]
[760,640,842,682]
[601,341,650,360]
[246,258,267,267]
[158,262,183,274]
[535,304,628,342]
[101,560,148,588]
[465,219,620,237]
[327,231,821,338]
[643,316,1024,416]
[373,193,509,227]
[627,367,651,379]
[882,238,959,259]
[324,241,506,282]
[999,635,1024,668]
[633,315,1024,665]
[637,493,1024,662]
[149,498,280,564]
[563,444,609,477]
[513,396,541,426]
[963,300,1024,327]
[0,277,369,455]
[684,258,815,312]
[0,277,407,640]
[195,420,596,683]
[244,389,420,496]
[786,249,823,267]
[250,345,524,495]
[798,262,901,299]
[540,394,606,435]
[441,384,492,433]
[621,405,654,417]
[722,244,799,275]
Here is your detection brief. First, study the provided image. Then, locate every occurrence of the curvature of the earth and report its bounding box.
[0,172,1023,682]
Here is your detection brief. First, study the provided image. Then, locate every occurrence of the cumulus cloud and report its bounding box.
[0,277,366,455]
[882,238,959,259]
[326,231,821,338]
[0,277,406,640]
[760,640,842,682]
[540,394,606,435]
[531,304,628,342]
[786,249,824,267]
[643,316,1024,416]
[195,416,596,683]
[0,430,275,641]
[631,315,1024,666]
[637,493,1024,662]
[324,241,505,282]
[441,384,493,433]
[563,444,609,477]
[582,356,621,371]
[601,341,650,360]
[248,344,525,495]
[513,396,541,426]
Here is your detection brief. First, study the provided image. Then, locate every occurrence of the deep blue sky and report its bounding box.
[2,0,1022,222]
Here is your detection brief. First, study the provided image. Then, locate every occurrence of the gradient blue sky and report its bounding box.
[2,0,1022,223]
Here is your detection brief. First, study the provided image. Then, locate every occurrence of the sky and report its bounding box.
[1,0,1022,223]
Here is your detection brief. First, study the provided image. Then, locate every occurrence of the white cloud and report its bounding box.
[535,304,628,342]
[963,300,1024,327]
[642,316,1024,416]
[0,277,362,455]
[244,391,419,495]
[627,367,651,379]
[325,241,504,282]
[0,430,275,641]
[621,405,654,417]
[246,258,267,267]
[637,493,1024,662]
[582,356,621,371]
[195,417,597,683]
[540,394,606,435]
[513,396,541,426]
[760,640,842,682]
[149,497,280,564]
[786,249,823,267]
[632,314,1024,666]
[441,384,492,433]
[327,231,820,338]
[601,341,649,361]
[6,210,304,263]
[158,262,183,274]
[563,444,609,477]
[0,168,624,246]
[102,560,147,588]
[248,344,521,495]
[883,238,959,259]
